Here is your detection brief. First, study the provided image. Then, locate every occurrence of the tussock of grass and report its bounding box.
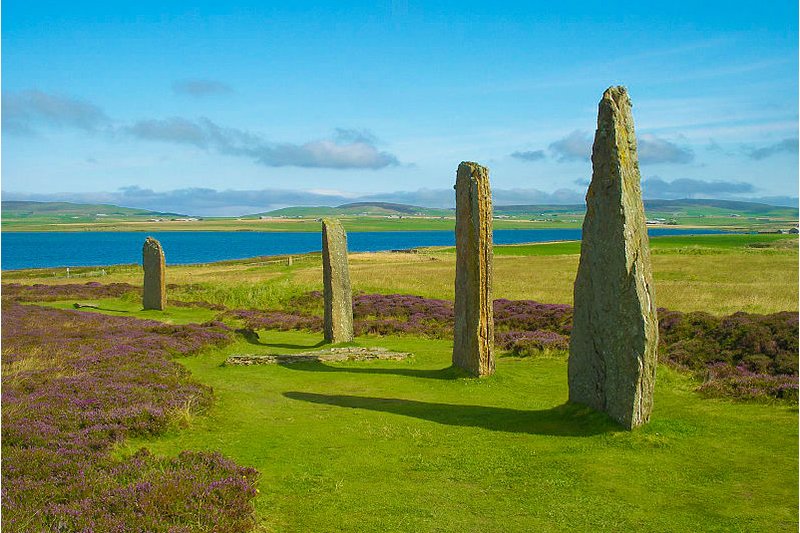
[169,278,313,311]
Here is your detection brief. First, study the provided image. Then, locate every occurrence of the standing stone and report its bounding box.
[568,86,658,429]
[321,219,354,343]
[452,162,495,377]
[287,255,293,267]
[142,237,166,311]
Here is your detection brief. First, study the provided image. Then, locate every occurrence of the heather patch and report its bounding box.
[234,291,797,401]
[658,309,798,375]
[3,281,229,313]
[697,363,799,402]
[1,302,259,531]
[354,293,453,337]
[496,330,570,356]
[227,308,324,332]
[2,281,139,301]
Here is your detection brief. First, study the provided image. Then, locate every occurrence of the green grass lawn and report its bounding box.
[102,320,798,532]
[491,233,795,256]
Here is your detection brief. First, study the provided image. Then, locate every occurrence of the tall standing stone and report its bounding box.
[568,86,658,429]
[321,219,354,343]
[142,237,166,311]
[452,161,495,377]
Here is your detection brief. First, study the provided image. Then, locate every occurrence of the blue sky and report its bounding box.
[3,1,798,215]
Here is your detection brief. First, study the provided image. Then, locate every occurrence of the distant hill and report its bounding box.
[260,199,797,219]
[642,198,798,217]
[3,198,796,224]
[494,204,584,216]
[259,202,452,218]
[2,201,185,221]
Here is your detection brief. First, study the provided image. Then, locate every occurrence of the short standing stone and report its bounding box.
[452,161,495,377]
[321,219,354,343]
[142,237,166,311]
[568,86,658,429]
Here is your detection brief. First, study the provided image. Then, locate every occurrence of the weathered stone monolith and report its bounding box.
[321,219,354,343]
[142,237,166,311]
[568,86,658,429]
[452,161,495,377]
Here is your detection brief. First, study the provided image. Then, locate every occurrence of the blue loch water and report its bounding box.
[1,228,730,270]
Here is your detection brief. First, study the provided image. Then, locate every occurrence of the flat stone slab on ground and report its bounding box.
[226,347,412,365]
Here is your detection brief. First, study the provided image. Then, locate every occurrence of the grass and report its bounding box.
[107,325,798,532]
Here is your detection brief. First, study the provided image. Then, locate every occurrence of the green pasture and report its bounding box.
[97,323,796,532]
[491,233,794,256]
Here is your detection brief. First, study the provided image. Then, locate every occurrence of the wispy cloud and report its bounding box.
[172,79,233,97]
[2,90,109,135]
[510,149,546,162]
[333,128,379,144]
[549,130,591,162]
[492,188,584,204]
[261,139,400,169]
[642,177,755,199]
[126,117,400,169]
[637,134,694,164]
[126,117,221,148]
[4,90,401,170]
[706,138,724,152]
[548,130,694,164]
[743,138,798,160]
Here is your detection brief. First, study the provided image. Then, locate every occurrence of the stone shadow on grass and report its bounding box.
[279,362,465,380]
[236,328,326,350]
[283,391,617,436]
[261,340,327,350]
[72,303,131,313]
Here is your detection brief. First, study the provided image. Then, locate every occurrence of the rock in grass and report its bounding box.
[452,161,495,377]
[226,347,411,365]
[568,86,659,429]
[322,219,354,343]
[142,237,166,311]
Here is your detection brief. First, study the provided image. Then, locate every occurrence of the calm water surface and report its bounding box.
[1,228,730,270]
